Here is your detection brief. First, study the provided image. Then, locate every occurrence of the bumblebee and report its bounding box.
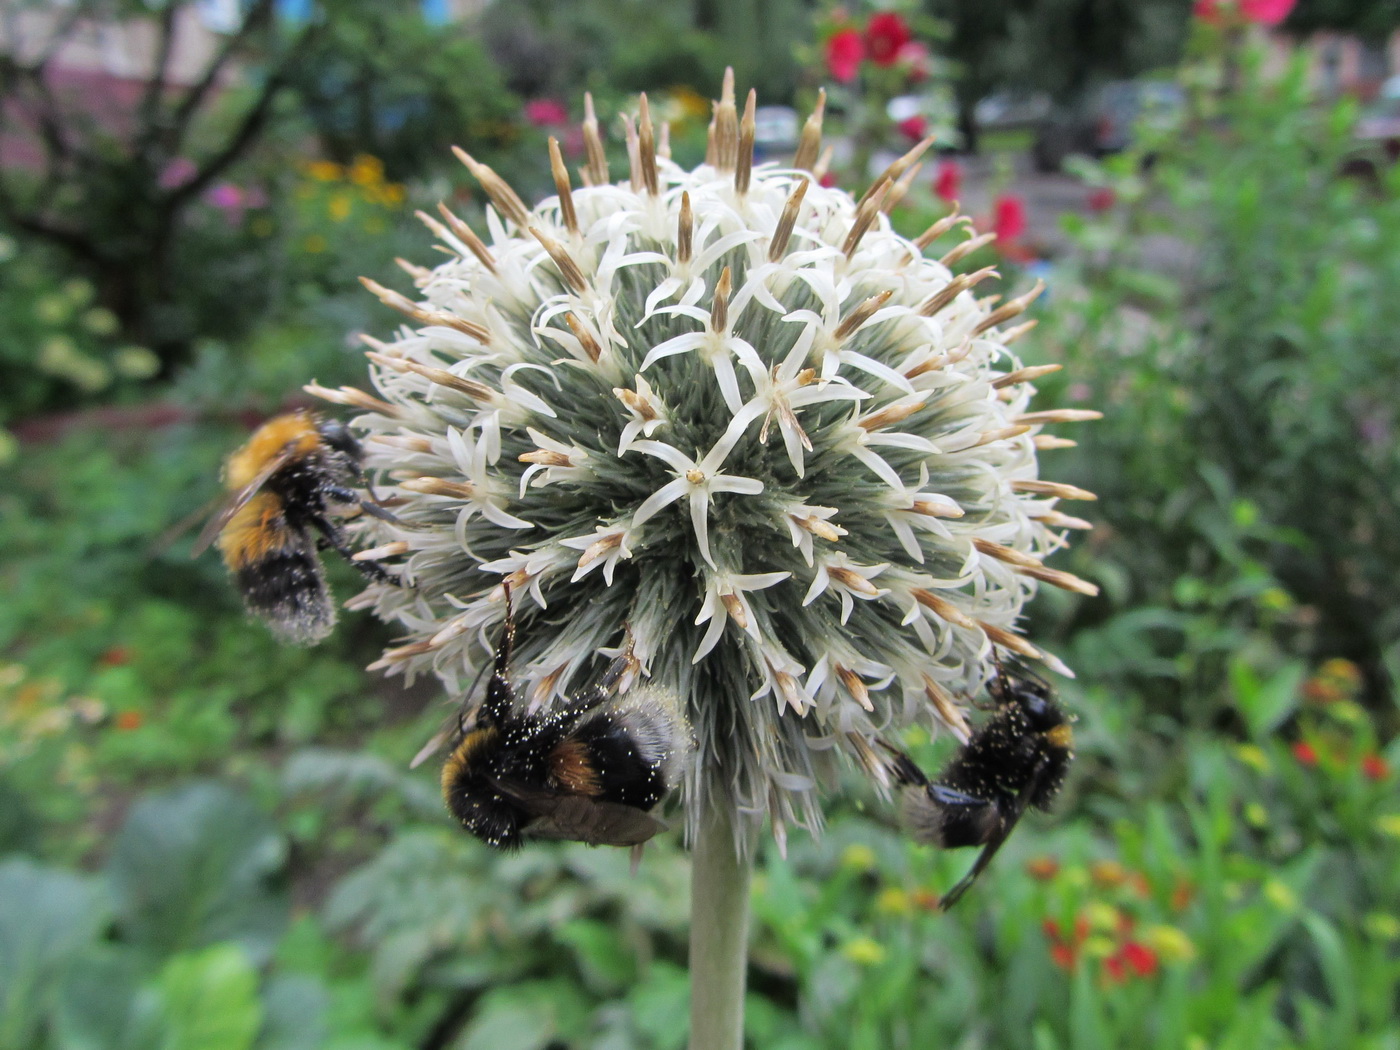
[192,411,394,644]
[886,662,1074,909]
[439,589,692,849]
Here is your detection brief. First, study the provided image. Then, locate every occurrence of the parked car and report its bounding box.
[1032,79,1185,173]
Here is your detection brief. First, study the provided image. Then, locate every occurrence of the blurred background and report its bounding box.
[2,0,1398,1047]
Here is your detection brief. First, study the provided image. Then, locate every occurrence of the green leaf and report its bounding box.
[0,858,111,1050]
[453,981,590,1050]
[52,950,165,1050]
[106,782,288,964]
[256,975,330,1050]
[1229,658,1306,740]
[156,944,262,1050]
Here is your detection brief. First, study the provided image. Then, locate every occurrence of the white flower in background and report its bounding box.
[322,75,1100,848]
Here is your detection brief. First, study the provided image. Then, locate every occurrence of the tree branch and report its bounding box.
[166,0,278,154]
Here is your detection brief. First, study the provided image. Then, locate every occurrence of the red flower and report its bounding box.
[1042,917,1062,940]
[1194,0,1295,24]
[896,114,927,143]
[115,711,143,731]
[1102,953,1127,983]
[1087,187,1116,212]
[826,28,865,83]
[1292,741,1319,766]
[1050,943,1077,971]
[993,194,1028,243]
[865,12,912,67]
[1361,753,1390,781]
[98,646,132,667]
[1243,0,1295,24]
[933,159,961,202]
[819,171,838,189]
[1026,856,1060,881]
[1121,941,1159,978]
[524,98,569,127]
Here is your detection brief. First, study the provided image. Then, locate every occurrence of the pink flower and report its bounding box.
[993,194,1028,243]
[896,41,931,83]
[204,183,243,211]
[933,159,961,202]
[897,115,927,142]
[1243,0,1295,24]
[1194,0,1295,24]
[826,28,864,83]
[158,157,197,190]
[524,98,569,127]
[865,12,912,67]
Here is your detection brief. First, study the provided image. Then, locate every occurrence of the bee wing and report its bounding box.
[490,778,668,847]
[938,754,1053,911]
[190,446,299,557]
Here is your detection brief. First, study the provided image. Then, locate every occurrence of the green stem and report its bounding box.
[688,800,752,1050]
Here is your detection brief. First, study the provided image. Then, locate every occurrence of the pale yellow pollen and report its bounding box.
[912,588,978,630]
[519,449,573,467]
[366,351,494,401]
[720,592,748,628]
[614,385,658,420]
[829,567,879,596]
[939,232,996,267]
[1012,479,1098,501]
[992,363,1063,389]
[836,664,873,711]
[564,313,602,362]
[1016,408,1104,425]
[794,514,844,541]
[577,532,623,568]
[399,477,475,498]
[352,541,410,562]
[686,468,706,484]
[304,381,399,417]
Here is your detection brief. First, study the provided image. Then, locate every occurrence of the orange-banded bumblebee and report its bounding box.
[438,590,692,849]
[886,662,1073,909]
[192,411,397,644]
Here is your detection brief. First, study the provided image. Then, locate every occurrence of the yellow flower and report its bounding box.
[381,183,406,205]
[349,154,384,185]
[875,887,910,915]
[1142,924,1197,962]
[1375,814,1400,839]
[841,937,886,966]
[1234,743,1271,774]
[841,843,877,872]
[328,192,353,223]
[1089,859,1127,888]
[305,160,342,182]
[1263,880,1298,913]
[1081,934,1117,959]
[1084,901,1121,932]
[302,234,328,254]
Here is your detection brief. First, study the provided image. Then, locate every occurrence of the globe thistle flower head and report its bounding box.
[325,74,1100,851]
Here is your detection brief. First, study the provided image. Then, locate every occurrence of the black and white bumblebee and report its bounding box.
[436,588,692,849]
[886,660,1074,909]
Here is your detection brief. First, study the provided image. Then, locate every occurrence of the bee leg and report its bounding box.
[310,514,393,583]
[480,584,518,724]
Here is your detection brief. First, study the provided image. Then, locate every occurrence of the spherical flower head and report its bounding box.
[332,78,1098,848]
